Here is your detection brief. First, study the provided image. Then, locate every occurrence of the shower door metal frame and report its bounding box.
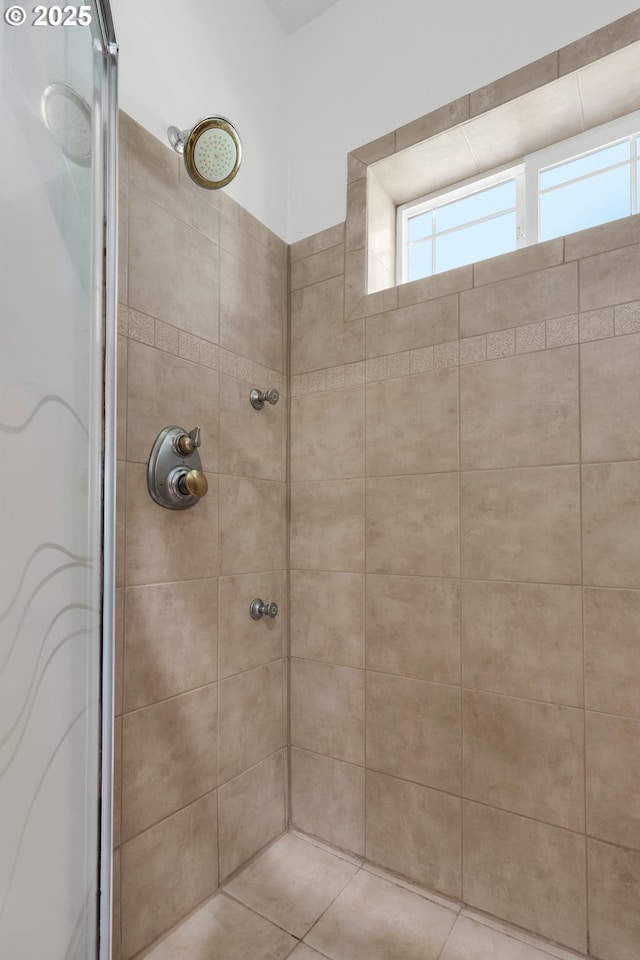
[91,2,118,958]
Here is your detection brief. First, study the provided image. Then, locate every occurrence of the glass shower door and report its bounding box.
[0,3,116,958]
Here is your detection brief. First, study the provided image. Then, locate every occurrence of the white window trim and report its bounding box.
[396,164,524,285]
[525,110,640,244]
[397,108,640,285]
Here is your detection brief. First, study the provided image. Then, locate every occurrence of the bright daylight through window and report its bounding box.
[398,112,640,284]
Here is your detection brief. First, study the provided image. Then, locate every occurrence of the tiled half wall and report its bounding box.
[113,113,289,960]
[289,213,640,960]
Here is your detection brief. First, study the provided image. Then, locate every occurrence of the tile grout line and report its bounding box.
[457,285,464,904]
[434,910,459,960]
[363,310,368,862]
[286,744,639,848]
[577,254,590,956]
[216,330,221,891]
[286,243,293,831]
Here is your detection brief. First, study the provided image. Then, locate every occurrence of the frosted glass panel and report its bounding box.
[0,14,103,960]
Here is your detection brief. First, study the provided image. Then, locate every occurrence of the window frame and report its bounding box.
[397,109,640,286]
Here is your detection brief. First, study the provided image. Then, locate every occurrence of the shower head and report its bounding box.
[167,116,242,189]
[41,83,92,166]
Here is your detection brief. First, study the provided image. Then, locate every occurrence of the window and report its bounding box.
[397,112,640,284]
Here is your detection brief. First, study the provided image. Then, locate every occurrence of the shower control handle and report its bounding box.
[178,469,208,499]
[250,388,279,410]
[176,426,201,456]
[250,598,278,620]
[147,425,208,510]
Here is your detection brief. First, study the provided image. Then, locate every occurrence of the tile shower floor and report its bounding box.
[144,832,590,960]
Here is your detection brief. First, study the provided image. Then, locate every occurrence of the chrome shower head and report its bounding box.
[41,82,92,166]
[167,116,242,189]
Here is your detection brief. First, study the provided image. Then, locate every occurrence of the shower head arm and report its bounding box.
[167,126,189,154]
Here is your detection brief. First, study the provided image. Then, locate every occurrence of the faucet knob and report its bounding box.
[178,469,208,499]
[176,426,201,455]
[250,388,280,410]
[250,598,278,620]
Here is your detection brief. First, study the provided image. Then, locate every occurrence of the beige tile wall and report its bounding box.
[288,211,640,960]
[114,114,288,960]
[112,18,640,957]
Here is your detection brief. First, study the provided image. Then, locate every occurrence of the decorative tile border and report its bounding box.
[118,304,285,394]
[290,302,640,397]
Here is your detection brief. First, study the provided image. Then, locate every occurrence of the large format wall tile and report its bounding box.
[291,276,363,373]
[588,840,640,960]
[586,711,640,849]
[365,297,458,357]
[219,476,285,575]
[218,751,285,880]
[291,747,365,854]
[219,374,284,481]
[291,242,345,290]
[366,369,459,476]
[459,264,577,337]
[583,461,640,588]
[581,334,640,462]
[290,570,365,668]
[120,792,218,959]
[463,691,584,830]
[461,466,581,583]
[124,579,217,710]
[366,672,461,794]
[128,147,220,243]
[366,474,459,577]
[462,580,582,705]
[219,249,284,373]
[460,347,579,469]
[579,243,640,311]
[290,659,365,764]
[366,770,461,898]
[218,660,284,784]
[125,463,219,585]
[219,572,284,678]
[290,480,365,572]
[366,575,460,684]
[462,802,587,952]
[129,194,219,342]
[126,340,220,471]
[584,587,640,719]
[122,684,217,841]
[291,387,365,481]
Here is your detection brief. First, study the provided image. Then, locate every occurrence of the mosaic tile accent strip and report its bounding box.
[121,305,285,394]
[290,302,640,397]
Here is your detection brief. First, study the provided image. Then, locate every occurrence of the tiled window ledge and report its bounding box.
[339,10,640,320]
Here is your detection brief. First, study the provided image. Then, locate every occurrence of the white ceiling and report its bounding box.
[262,0,342,34]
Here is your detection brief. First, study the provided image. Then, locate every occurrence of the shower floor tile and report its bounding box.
[143,831,594,960]
[304,868,456,960]
[223,831,359,937]
[141,892,296,960]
